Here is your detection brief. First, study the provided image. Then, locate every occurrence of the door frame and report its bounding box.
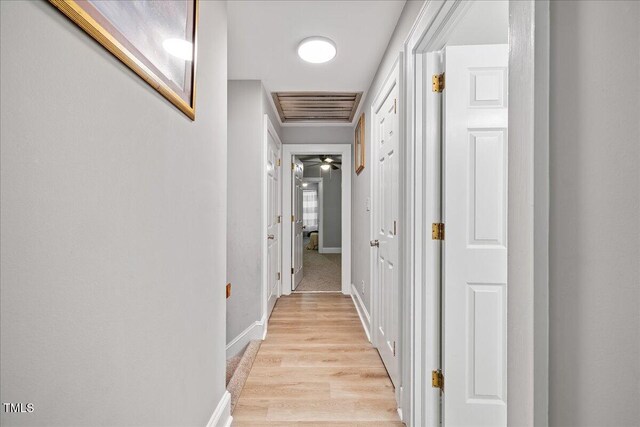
[401,1,550,426]
[302,177,324,253]
[262,114,283,325]
[369,54,404,401]
[281,144,352,295]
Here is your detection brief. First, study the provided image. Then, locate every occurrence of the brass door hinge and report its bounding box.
[291,162,295,170]
[394,98,397,114]
[432,369,444,390]
[392,341,396,356]
[276,158,281,167]
[277,215,281,223]
[432,223,445,240]
[276,272,281,281]
[291,267,294,275]
[432,73,445,92]
[291,215,295,222]
[393,220,397,236]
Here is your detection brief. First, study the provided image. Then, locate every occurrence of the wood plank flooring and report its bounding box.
[233,293,403,426]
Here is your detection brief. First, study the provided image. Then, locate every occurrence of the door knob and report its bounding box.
[370,239,379,247]
[267,234,275,240]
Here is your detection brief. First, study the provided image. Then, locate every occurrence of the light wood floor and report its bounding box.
[233,293,403,426]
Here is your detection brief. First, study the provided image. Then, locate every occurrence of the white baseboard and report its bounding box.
[206,390,232,427]
[350,283,371,342]
[226,314,267,359]
[319,247,341,254]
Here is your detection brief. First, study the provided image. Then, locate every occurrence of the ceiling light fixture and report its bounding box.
[321,164,331,171]
[302,182,308,187]
[297,37,337,64]
[163,38,193,61]
[323,157,334,163]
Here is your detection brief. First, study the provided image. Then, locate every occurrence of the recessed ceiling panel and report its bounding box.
[272,92,362,123]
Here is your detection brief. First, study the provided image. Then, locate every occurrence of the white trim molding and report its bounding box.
[206,390,232,427]
[319,247,341,254]
[282,143,352,295]
[226,314,267,359]
[350,283,371,342]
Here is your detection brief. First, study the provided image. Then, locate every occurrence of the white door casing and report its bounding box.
[292,159,304,289]
[265,116,282,318]
[281,144,351,296]
[372,60,401,387]
[443,44,509,427]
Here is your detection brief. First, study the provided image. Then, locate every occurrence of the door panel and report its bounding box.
[373,65,400,387]
[443,44,508,427]
[266,128,281,317]
[292,159,304,289]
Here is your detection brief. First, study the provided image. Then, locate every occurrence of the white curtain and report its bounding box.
[303,190,318,228]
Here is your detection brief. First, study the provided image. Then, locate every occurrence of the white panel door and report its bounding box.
[266,128,281,317]
[292,159,304,289]
[373,65,400,387]
[443,44,508,427]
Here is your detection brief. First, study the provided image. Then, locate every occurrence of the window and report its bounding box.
[303,189,318,228]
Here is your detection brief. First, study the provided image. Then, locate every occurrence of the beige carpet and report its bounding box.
[226,340,261,413]
[295,247,341,292]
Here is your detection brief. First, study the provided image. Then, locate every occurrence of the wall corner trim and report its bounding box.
[351,283,371,342]
[226,314,267,359]
[206,390,232,427]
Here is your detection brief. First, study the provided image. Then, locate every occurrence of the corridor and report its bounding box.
[233,294,401,425]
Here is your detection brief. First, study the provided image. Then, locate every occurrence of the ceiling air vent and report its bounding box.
[272,92,362,123]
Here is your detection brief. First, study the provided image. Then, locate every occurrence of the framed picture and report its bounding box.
[354,113,365,175]
[50,0,199,120]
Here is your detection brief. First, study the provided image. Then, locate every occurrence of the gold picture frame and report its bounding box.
[49,0,199,120]
[354,113,365,175]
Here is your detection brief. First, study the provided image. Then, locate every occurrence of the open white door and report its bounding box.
[372,61,400,387]
[266,119,282,317]
[443,44,508,426]
[292,159,304,289]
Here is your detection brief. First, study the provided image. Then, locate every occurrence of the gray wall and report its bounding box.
[548,1,640,426]
[304,164,342,249]
[282,126,352,145]
[446,0,508,46]
[227,80,282,344]
[351,0,424,313]
[227,81,263,343]
[0,1,228,426]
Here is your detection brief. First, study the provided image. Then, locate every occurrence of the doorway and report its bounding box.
[282,144,352,295]
[401,1,512,426]
[294,155,342,292]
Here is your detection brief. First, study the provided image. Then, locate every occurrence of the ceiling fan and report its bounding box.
[304,155,342,170]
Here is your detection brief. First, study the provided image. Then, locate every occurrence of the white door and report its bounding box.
[443,44,508,427]
[292,159,304,289]
[266,124,282,317]
[372,63,400,386]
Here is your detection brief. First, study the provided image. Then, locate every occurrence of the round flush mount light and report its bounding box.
[163,38,193,61]
[297,37,337,64]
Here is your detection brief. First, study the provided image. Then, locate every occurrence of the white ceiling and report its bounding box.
[228,1,406,124]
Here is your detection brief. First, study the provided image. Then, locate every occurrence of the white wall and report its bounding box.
[227,80,282,347]
[351,0,424,313]
[548,1,640,425]
[0,1,228,426]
